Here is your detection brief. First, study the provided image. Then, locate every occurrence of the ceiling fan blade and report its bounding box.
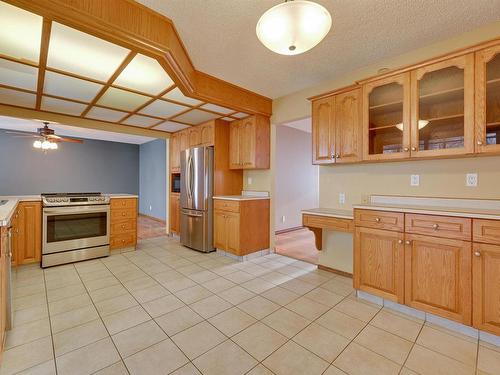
[5,130,39,136]
[54,136,83,143]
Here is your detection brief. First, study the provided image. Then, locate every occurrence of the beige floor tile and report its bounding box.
[315,309,366,340]
[95,293,138,317]
[175,285,213,304]
[50,305,99,334]
[170,362,202,375]
[241,278,280,294]
[286,296,330,320]
[162,276,198,293]
[304,288,344,308]
[16,359,56,375]
[53,319,108,357]
[129,284,170,304]
[122,276,158,292]
[141,294,185,318]
[124,338,189,375]
[83,276,120,292]
[217,285,256,305]
[279,278,317,295]
[12,304,49,327]
[237,296,280,319]
[259,271,293,285]
[5,318,51,349]
[323,365,348,375]
[93,361,128,375]
[203,277,236,293]
[333,297,380,322]
[262,308,311,338]
[417,325,477,366]
[187,270,219,283]
[111,320,167,358]
[223,270,256,284]
[189,295,232,319]
[208,307,256,337]
[102,305,151,335]
[261,286,300,306]
[321,278,354,297]
[13,293,47,311]
[355,325,412,365]
[263,340,329,375]
[56,337,120,375]
[47,284,85,303]
[154,305,203,336]
[233,322,287,361]
[400,368,419,375]
[172,321,227,359]
[405,344,475,375]
[89,284,129,303]
[13,283,46,299]
[193,340,257,375]
[478,344,500,375]
[293,322,349,362]
[0,336,53,375]
[370,308,423,342]
[78,269,113,283]
[334,342,400,375]
[245,364,274,375]
[48,293,92,316]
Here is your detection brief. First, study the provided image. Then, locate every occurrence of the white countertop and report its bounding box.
[302,208,354,220]
[0,198,19,226]
[107,194,138,198]
[0,195,42,201]
[213,195,270,201]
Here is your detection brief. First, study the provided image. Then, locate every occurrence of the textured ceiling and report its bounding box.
[137,0,500,98]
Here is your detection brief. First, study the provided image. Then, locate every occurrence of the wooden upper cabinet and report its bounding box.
[170,133,180,172]
[188,127,201,147]
[472,243,500,335]
[404,233,471,325]
[363,73,411,161]
[229,115,270,169]
[179,129,189,151]
[312,96,335,164]
[335,88,362,163]
[200,122,214,146]
[410,54,475,158]
[475,44,500,154]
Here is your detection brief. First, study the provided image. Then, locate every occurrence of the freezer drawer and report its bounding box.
[180,209,213,253]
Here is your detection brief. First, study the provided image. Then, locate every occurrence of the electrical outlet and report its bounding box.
[281,216,286,223]
[339,192,346,205]
[410,175,420,186]
[149,205,152,211]
[247,177,252,185]
[466,173,478,187]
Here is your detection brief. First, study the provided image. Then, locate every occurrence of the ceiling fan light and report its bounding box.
[256,0,332,55]
[49,142,58,150]
[41,140,51,150]
[33,140,42,148]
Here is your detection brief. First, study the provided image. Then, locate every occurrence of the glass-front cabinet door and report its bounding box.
[410,54,474,157]
[362,73,411,160]
[475,44,500,154]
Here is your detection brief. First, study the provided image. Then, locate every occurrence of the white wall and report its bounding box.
[275,124,318,232]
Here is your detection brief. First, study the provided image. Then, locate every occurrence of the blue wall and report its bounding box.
[0,130,139,195]
[139,139,166,220]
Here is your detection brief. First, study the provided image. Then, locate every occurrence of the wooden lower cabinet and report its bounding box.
[404,234,471,324]
[11,201,42,265]
[354,227,405,303]
[0,227,8,354]
[472,243,500,335]
[110,198,137,250]
[170,193,180,234]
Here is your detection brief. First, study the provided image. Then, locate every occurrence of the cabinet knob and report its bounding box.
[474,251,481,257]
[477,141,483,145]
[411,147,417,151]
[330,153,335,159]
[336,153,341,159]
[121,225,125,229]
[403,147,409,152]
[432,224,439,230]
[122,212,126,216]
[375,217,381,222]
[405,240,411,245]
[398,239,403,244]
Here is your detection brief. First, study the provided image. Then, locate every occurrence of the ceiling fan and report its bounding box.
[6,121,83,150]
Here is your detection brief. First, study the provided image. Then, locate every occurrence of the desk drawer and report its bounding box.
[303,214,353,232]
[355,209,404,231]
[111,208,136,221]
[111,198,137,209]
[214,200,240,213]
[405,214,471,241]
[473,219,500,244]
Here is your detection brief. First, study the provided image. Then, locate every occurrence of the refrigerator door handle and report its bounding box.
[186,154,192,201]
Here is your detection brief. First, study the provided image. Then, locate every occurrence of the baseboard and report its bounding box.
[318,264,353,278]
[139,213,166,224]
[275,226,304,235]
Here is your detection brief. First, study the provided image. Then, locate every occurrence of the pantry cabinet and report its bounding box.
[11,201,42,265]
[0,227,8,354]
[170,133,180,172]
[229,115,270,169]
[169,193,180,234]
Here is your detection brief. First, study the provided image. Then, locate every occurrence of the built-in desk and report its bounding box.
[302,208,354,250]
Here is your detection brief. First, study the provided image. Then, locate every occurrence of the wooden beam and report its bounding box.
[36,19,52,109]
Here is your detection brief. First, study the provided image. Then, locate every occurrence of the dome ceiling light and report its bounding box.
[256,0,332,56]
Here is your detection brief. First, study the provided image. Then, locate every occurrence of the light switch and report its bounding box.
[410,175,420,186]
[466,173,478,187]
[247,177,252,185]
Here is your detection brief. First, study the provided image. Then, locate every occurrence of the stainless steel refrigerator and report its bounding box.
[180,146,214,252]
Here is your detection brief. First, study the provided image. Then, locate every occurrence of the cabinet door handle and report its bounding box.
[474,251,481,257]
[375,217,380,222]
[330,153,335,159]
[398,239,403,244]
[403,147,409,152]
[477,141,483,145]
[411,147,417,151]
[405,240,411,245]
[122,212,126,216]
[335,153,340,159]
[432,223,439,230]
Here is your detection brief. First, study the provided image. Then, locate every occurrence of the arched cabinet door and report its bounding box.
[312,96,335,164]
[335,88,362,163]
[475,44,500,154]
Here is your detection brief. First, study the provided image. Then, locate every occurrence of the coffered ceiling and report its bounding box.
[138,0,500,98]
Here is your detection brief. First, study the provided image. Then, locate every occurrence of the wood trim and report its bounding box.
[36,19,51,110]
[138,213,166,224]
[317,264,353,278]
[308,84,360,101]
[275,226,304,235]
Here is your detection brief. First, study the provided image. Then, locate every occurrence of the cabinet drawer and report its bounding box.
[111,208,136,221]
[110,198,137,209]
[473,219,500,244]
[303,214,353,233]
[405,214,471,240]
[354,209,404,231]
[111,220,136,233]
[214,200,240,213]
[110,232,136,249]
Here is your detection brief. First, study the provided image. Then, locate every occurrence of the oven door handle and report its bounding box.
[43,206,110,215]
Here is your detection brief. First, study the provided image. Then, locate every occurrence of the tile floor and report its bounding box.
[275,228,319,264]
[2,236,499,375]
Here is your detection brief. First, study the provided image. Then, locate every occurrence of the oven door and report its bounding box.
[43,205,110,254]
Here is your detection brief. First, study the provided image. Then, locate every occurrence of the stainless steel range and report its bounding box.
[41,192,110,267]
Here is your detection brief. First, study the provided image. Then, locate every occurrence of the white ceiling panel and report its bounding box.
[47,22,130,81]
[139,99,188,118]
[222,117,236,122]
[0,87,35,108]
[154,121,190,132]
[114,54,174,95]
[41,96,86,116]
[200,103,234,115]
[122,115,159,127]
[232,112,250,119]
[85,106,128,122]
[0,59,38,91]
[0,2,42,62]
[172,109,219,125]
[163,87,203,106]
[44,71,103,102]
[97,87,150,111]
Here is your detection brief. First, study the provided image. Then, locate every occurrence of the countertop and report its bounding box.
[302,208,354,220]
[213,195,270,201]
[107,194,138,198]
